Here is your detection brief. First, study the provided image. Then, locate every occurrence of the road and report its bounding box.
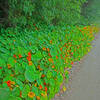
[53,32,100,100]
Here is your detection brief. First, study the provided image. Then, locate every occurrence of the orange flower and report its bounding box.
[28,52,31,56]
[54,78,57,80]
[41,92,47,97]
[34,83,37,87]
[19,54,22,58]
[13,54,17,59]
[37,65,40,69]
[36,96,40,100]
[71,52,73,55]
[71,61,74,65]
[28,92,35,98]
[27,56,31,61]
[47,48,50,52]
[10,74,14,77]
[6,80,11,87]
[29,61,32,66]
[60,48,62,51]
[48,58,53,63]
[7,64,11,69]
[44,82,46,86]
[14,60,17,63]
[54,69,56,71]
[42,47,46,51]
[52,65,55,68]
[39,85,42,90]
[41,74,45,78]
[83,27,87,30]
[45,87,48,92]
[50,40,52,44]
[56,56,58,59]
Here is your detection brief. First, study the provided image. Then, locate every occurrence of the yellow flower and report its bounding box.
[63,86,67,92]
[28,92,35,98]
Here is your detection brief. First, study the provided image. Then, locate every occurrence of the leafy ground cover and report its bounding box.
[0,25,99,100]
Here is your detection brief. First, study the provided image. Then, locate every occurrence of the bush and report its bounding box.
[1,0,88,28]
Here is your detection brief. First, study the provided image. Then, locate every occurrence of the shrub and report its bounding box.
[1,0,88,28]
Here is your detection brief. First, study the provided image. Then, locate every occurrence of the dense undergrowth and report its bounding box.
[0,24,99,100]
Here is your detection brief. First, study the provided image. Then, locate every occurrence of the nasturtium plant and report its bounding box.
[0,24,99,100]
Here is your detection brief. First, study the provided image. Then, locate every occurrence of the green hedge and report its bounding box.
[0,25,98,100]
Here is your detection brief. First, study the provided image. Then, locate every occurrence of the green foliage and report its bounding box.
[6,0,88,28]
[0,25,98,100]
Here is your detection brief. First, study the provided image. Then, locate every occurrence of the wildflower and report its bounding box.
[71,52,73,55]
[29,61,32,66]
[45,87,48,92]
[37,65,40,69]
[14,60,17,63]
[48,58,53,63]
[44,82,46,86]
[7,64,11,69]
[41,74,45,78]
[71,61,74,65]
[56,56,58,59]
[28,52,31,57]
[27,56,31,61]
[13,54,17,59]
[52,65,55,68]
[83,27,87,30]
[41,92,47,97]
[6,80,11,87]
[39,85,42,90]
[10,74,14,77]
[34,83,37,87]
[50,40,52,44]
[0,67,2,69]
[63,86,67,92]
[28,92,35,98]
[36,96,40,100]
[42,47,46,51]
[47,48,50,52]
[54,69,56,71]
[60,48,62,51]
[19,54,22,58]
